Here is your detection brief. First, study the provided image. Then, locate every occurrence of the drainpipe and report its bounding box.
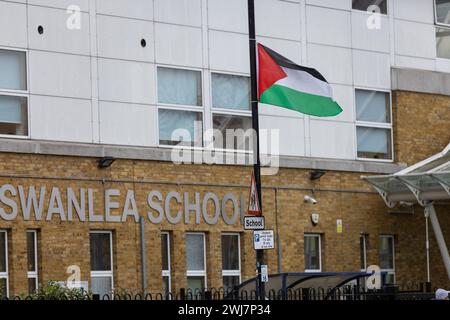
[140,216,148,293]
[425,203,450,280]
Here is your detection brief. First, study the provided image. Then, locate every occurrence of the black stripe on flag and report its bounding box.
[260,44,328,83]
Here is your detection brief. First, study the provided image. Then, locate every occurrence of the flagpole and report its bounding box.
[248,0,265,300]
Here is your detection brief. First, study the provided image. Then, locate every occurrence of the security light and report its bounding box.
[97,156,115,169]
[310,170,326,181]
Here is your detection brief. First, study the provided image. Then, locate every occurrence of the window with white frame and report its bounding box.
[221,233,241,291]
[379,235,395,285]
[0,230,8,298]
[211,73,252,151]
[304,234,322,272]
[186,233,206,292]
[90,231,114,298]
[355,89,393,160]
[27,230,38,294]
[360,234,368,271]
[161,232,171,297]
[157,67,203,147]
[435,1,450,59]
[0,49,28,136]
[352,0,387,14]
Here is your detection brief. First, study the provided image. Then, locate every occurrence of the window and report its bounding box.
[436,0,450,26]
[352,0,387,14]
[221,234,241,291]
[304,234,321,272]
[27,230,38,294]
[212,73,250,111]
[186,233,206,292]
[211,73,252,151]
[90,231,113,298]
[0,231,8,298]
[360,235,368,271]
[379,235,395,285]
[157,67,204,147]
[355,89,392,160]
[161,232,171,297]
[0,49,28,137]
[213,114,253,150]
[158,109,203,147]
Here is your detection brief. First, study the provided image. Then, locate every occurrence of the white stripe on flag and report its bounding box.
[275,67,333,98]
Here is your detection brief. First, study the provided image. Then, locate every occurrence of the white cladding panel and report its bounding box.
[30,95,92,143]
[0,0,446,161]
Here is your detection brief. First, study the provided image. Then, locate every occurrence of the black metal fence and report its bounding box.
[1,283,436,301]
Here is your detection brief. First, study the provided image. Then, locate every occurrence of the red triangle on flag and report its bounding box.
[248,171,261,216]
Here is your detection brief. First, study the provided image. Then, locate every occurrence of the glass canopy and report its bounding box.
[363,143,450,207]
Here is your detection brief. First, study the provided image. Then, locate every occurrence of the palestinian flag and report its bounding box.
[258,44,343,117]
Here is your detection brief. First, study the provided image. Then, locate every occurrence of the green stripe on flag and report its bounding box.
[260,84,343,117]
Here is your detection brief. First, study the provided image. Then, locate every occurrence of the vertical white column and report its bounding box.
[89,0,100,143]
[425,203,450,280]
[201,0,212,150]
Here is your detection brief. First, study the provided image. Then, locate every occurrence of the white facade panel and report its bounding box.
[28,5,90,55]
[97,15,154,62]
[255,0,301,41]
[394,0,435,24]
[155,23,203,68]
[351,11,390,53]
[307,6,351,47]
[307,44,353,85]
[27,0,89,12]
[209,30,249,74]
[353,50,391,89]
[96,0,153,20]
[310,120,355,159]
[29,51,91,99]
[259,115,305,157]
[98,58,155,105]
[395,20,436,59]
[207,0,248,34]
[306,0,350,11]
[0,1,27,48]
[154,0,202,27]
[99,102,156,147]
[395,55,436,71]
[30,95,92,143]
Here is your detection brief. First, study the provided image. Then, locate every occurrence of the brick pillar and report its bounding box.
[171,230,186,293]
[207,231,222,289]
[9,225,28,296]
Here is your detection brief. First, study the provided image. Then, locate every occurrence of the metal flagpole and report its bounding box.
[248,0,265,300]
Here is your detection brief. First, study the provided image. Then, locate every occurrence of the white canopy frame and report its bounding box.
[363,143,450,281]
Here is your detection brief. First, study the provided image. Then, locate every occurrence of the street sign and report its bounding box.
[244,216,265,230]
[248,172,261,216]
[253,230,274,250]
[261,265,269,283]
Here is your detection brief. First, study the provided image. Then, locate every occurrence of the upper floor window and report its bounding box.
[158,67,202,107]
[211,73,250,111]
[355,89,393,160]
[352,0,388,15]
[0,49,28,137]
[436,0,450,26]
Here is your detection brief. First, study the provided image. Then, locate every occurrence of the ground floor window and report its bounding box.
[304,234,322,272]
[90,231,114,297]
[186,233,206,293]
[161,232,171,297]
[27,230,38,294]
[221,233,241,291]
[379,235,395,284]
[0,230,8,298]
[360,234,368,271]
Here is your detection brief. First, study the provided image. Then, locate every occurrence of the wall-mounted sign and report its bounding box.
[244,216,265,230]
[337,219,343,234]
[0,184,245,226]
[253,230,274,250]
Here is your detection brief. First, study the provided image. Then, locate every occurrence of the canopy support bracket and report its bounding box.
[430,174,450,198]
[372,185,396,208]
[396,177,426,206]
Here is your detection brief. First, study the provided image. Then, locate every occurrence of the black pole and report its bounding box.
[248,0,265,300]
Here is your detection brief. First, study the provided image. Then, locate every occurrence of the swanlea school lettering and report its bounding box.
[0,184,244,225]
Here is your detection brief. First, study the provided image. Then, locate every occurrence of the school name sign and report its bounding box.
[0,184,244,225]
